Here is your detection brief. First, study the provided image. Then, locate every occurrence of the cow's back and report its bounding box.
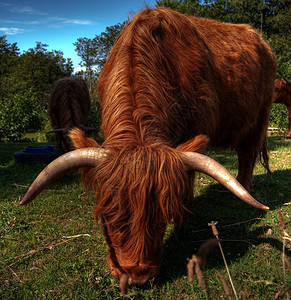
[98,8,276,149]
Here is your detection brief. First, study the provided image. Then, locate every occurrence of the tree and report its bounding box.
[74,22,125,92]
[266,0,291,78]
[95,23,126,69]
[156,0,204,16]
[8,42,73,105]
[0,41,74,141]
[74,37,99,92]
[0,36,20,98]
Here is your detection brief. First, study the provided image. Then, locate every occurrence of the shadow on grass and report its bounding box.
[153,169,290,287]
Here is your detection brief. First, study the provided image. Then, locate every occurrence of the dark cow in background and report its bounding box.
[49,77,92,151]
[21,8,276,289]
[273,78,291,137]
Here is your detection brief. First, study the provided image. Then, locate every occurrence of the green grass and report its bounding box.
[0,137,290,299]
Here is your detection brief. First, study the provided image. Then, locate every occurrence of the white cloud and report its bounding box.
[0,27,24,35]
[0,18,44,25]
[48,16,94,26]
[0,2,46,15]
[0,3,94,31]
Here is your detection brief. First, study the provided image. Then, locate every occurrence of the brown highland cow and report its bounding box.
[49,77,91,151]
[21,8,276,289]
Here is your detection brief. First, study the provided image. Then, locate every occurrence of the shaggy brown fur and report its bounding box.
[274,79,291,137]
[49,77,91,151]
[70,7,276,284]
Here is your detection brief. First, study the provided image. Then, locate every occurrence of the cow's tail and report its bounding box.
[69,127,99,148]
[259,137,272,177]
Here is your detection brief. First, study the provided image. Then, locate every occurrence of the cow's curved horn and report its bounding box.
[20,147,107,205]
[181,151,269,211]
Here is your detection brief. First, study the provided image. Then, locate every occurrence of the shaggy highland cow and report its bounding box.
[49,77,91,151]
[21,8,276,289]
[274,78,291,137]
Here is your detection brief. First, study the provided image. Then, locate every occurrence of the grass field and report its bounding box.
[0,137,290,299]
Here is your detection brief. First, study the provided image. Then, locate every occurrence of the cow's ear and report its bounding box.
[69,128,100,149]
[177,135,209,153]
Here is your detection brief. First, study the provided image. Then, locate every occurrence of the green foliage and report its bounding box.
[269,103,289,131]
[95,23,126,69]
[0,36,20,99]
[73,37,98,70]
[74,23,125,73]
[0,38,74,139]
[74,23,125,93]
[0,93,48,142]
[0,38,73,105]
[87,98,101,130]
[8,42,73,106]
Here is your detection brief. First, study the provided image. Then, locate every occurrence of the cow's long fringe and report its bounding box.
[95,145,189,264]
[70,128,206,267]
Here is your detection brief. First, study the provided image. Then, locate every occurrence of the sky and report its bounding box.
[0,0,157,71]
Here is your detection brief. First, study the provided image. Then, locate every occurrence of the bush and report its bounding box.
[0,93,47,142]
[269,103,289,132]
[87,98,101,130]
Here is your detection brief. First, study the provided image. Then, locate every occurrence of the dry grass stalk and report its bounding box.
[208,221,238,300]
[119,274,129,295]
[284,257,291,272]
[187,238,219,291]
[217,271,231,298]
[278,210,290,300]
[187,255,207,291]
[278,210,286,229]
[275,287,290,300]
[187,257,195,283]
[193,255,207,291]
[8,267,22,283]
[243,279,278,286]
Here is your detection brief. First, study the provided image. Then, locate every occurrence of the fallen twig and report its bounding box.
[275,287,290,300]
[12,183,30,189]
[2,234,92,272]
[62,234,90,239]
[243,279,278,286]
[8,267,22,283]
